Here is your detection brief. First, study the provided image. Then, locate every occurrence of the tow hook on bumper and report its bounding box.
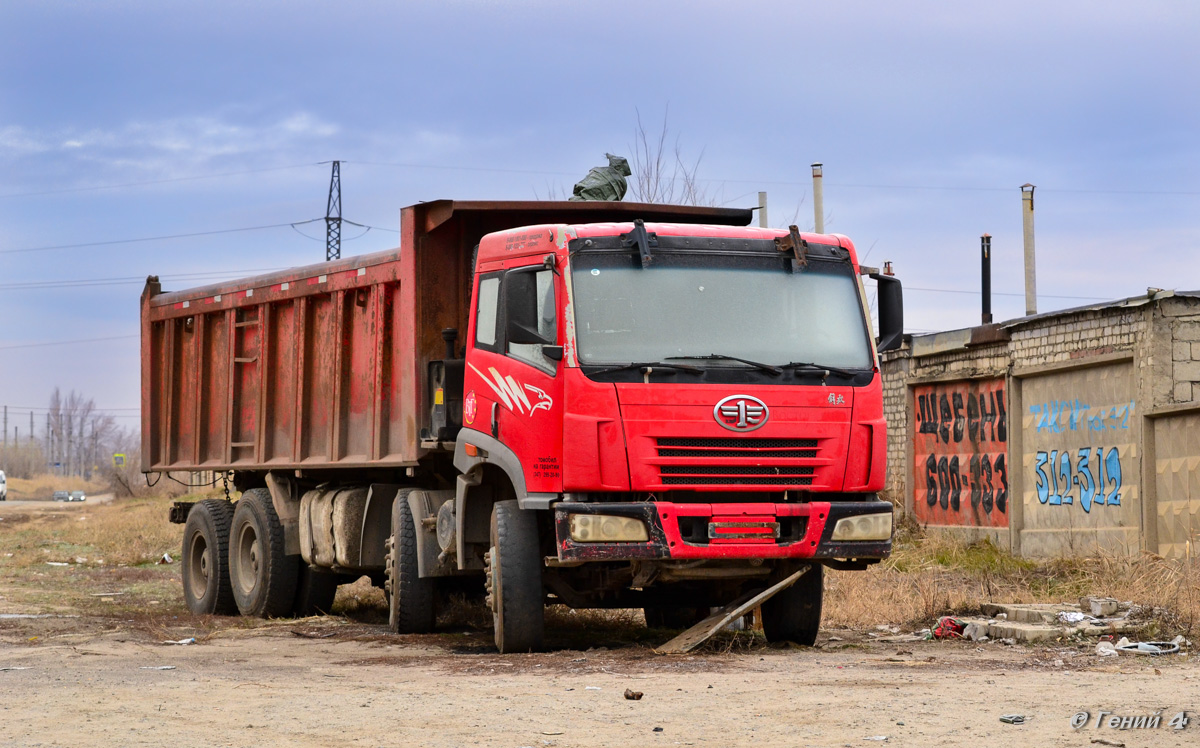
[554,500,892,562]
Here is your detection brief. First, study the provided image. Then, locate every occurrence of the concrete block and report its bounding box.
[1176,321,1200,341]
[1175,382,1192,403]
[1175,361,1200,382]
[1174,342,1192,361]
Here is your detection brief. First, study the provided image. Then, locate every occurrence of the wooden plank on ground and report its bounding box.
[653,567,809,655]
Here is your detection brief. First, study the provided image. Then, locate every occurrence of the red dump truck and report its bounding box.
[142,199,903,652]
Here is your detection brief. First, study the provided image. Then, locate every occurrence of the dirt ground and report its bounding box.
[2,500,1198,748]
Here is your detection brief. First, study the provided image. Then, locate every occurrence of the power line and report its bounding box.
[0,334,138,352]
[0,268,290,292]
[0,163,322,200]
[906,286,1110,302]
[343,218,398,233]
[0,219,323,255]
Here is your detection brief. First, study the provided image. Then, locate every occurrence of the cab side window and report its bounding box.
[474,275,501,351]
[505,267,557,373]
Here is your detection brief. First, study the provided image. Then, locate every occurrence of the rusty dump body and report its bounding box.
[140,200,753,474]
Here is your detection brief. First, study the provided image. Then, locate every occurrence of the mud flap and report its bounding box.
[653,567,810,655]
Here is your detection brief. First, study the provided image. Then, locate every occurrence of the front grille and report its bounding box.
[659,465,814,476]
[662,476,815,485]
[657,437,817,448]
[659,448,815,457]
[653,437,821,486]
[656,437,817,459]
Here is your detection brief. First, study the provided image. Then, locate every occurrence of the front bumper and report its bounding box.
[554,500,892,562]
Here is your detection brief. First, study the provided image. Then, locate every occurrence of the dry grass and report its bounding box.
[5,493,1198,641]
[0,494,187,568]
[825,526,1200,634]
[6,474,108,501]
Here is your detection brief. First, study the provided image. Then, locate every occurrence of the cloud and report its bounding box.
[0,112,341,176]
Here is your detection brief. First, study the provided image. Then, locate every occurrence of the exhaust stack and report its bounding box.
[981,234,992,324]
[1021,184,1036,315]
[811,163,824,233]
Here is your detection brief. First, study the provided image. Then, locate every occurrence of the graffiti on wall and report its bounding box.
[1029,398,1132,513]
[912,379,1009,527]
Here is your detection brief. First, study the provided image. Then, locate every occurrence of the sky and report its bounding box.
[1,0,1198,436]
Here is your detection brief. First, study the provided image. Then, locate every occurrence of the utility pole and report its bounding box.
[3,405,7,447]
[325,161,342,261]
[29,411,33,443]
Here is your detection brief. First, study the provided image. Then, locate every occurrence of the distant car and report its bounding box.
[52,490,70,502]
[69,491,87,502]
[0,469,6,501]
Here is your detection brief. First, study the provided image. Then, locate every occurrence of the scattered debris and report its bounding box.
[45,562,68,567]
[161,638,196,646]
[864,736,889,741]
[90,592,125,597]
[1115,641,1180,656]
[932,617,966,639]
[1058,611,1089,624]
[624,689,643,701]
[139,666,176,670]
[157,553,174,565]
[0,666,31,671]
[1090,738,1125,747]
[652,727,663,733]
[585,686,601,691]
[999,714,1026,724]
[1096,641,1118,657]
[1082,596,1120,616]
[291,630,336,639]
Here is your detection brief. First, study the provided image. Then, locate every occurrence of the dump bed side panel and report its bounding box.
[141,253,416,471]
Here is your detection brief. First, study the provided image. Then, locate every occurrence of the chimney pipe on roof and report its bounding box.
[1021,184,1037,315]
[981,234,993,325]
[811,163,824,233]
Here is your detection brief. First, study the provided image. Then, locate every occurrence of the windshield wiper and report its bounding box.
[588,361,705,376]
[782,361,859,379]
[666,354,783,375]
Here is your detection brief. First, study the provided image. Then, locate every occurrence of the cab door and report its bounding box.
[465,259,564,493]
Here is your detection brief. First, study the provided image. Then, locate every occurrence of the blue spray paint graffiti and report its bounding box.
[1029,398,1132,513]
[1030,400,1134,434]
[1033,447,1123,512]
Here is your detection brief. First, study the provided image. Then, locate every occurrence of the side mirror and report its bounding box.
[504,270,552,345]
[870,272,904,353]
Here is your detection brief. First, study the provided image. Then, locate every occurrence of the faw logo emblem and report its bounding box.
[713,395,769,432]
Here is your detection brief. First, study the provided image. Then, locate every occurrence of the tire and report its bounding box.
[487,500,544,653]
[229,488,298,618]
[181,499,238,615]
[387,489,436,633]
[293,565,341,617]
[761,564,823,646]
[644,607,707,630]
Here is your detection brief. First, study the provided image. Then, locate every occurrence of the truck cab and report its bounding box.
[444,218,901,649]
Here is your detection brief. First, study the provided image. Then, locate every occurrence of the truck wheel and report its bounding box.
[487,500,544,653]
[181,499,238,615]
[229,488,298,618]
[293,565,341,617]
[761,564,823,646]
[387,489,436,633]
[644,607,706,630]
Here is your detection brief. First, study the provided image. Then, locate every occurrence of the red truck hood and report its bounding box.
[614,383,854,492]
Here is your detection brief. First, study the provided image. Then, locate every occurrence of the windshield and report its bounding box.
[570,253,873,369]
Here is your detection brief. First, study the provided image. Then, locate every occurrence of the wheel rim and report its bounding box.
[186,532,210,600]
[234,522,261,597]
